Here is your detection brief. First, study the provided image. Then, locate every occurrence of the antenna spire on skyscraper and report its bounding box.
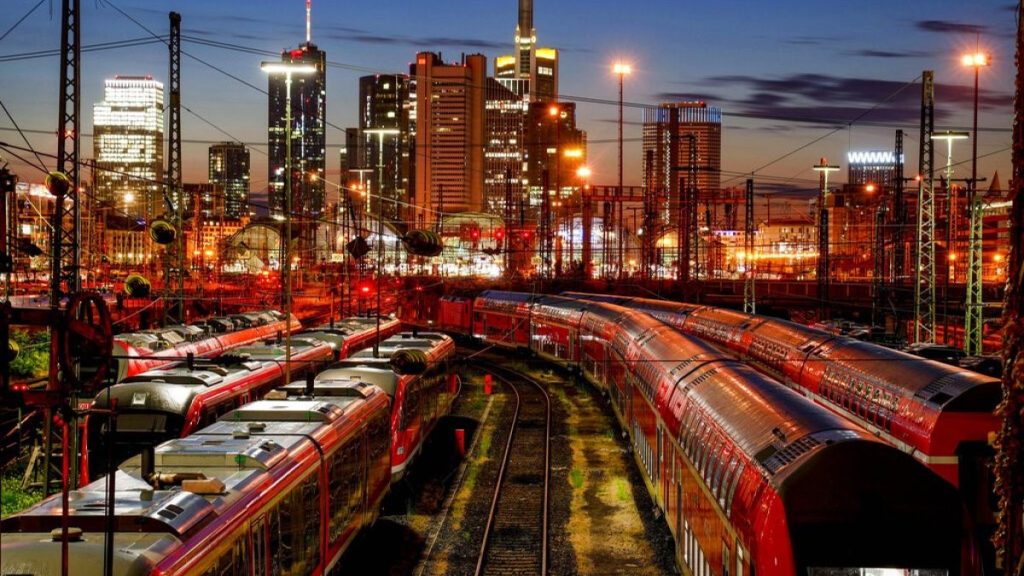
[306,0,312,43]
[519,0,533,35]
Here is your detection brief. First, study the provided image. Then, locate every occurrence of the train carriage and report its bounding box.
[113,310,301,383]
[472,290,535,347]
[311,331,456,481]
[560,292,1000,574]
[471,291,977,576]
[1,389,391,576]
[84,337,335,482]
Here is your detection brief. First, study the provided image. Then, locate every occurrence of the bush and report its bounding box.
[1,473,42,517]
[10,329,49,379]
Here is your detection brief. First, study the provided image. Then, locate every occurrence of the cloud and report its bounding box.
[915,20,987,34]
[321,30,504,50]
[843,49,929,59]
[784,36,839,46]
[695,73,1011,126]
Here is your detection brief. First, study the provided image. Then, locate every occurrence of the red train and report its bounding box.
[85,317,402,483]
[303,331,457,481]
[560,291,1000,569]
[112,310,302,383]
[3,384,392,575]
[460,290,976,576]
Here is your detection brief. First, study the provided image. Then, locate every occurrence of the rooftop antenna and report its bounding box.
[305,0,311,43]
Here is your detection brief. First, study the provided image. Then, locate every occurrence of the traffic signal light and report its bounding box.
[356,279,376,297]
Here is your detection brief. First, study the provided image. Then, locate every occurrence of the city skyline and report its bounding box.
[0,0,1015,209]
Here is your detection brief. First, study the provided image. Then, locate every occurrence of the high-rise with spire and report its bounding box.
[495,0,558,102]
[267,0,326,220]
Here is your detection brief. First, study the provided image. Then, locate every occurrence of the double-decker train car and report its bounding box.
[561,291,1001,572]
[298,316,403,361]
[308,331,456,481]
[84,336,335,482]
[470,291,975,576]
[1,389,391,576]
[113,310,301,383]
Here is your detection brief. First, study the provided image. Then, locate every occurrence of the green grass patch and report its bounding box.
[615,478,630,502]
[570,468,585,489]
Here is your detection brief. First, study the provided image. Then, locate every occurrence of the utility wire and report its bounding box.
[0,97,47,171]
[0,0,45,44]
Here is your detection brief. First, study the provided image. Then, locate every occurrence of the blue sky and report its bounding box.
[0,0,1016,206]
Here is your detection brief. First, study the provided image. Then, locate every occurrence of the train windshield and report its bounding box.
[808,569,947,576]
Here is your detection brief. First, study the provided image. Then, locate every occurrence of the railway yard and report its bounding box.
[340,355,676,575]
[0,290,1007,575]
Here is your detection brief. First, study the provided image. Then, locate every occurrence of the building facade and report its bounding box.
[358,74,412,223]
[92,76,165,220]
[267,42,326,219]
[208,142,250,219]
[847,150,900,189]
[642,101,722,200]
[484,78,528,218]
[412,52,486,227]
[524,101,586,212]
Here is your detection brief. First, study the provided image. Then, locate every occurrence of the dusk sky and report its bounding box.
[0,0,1017,209]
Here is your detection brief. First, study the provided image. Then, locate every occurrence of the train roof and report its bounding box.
[314,364,399,395]
[477,290,539,303]
[813,337,1001,411]
[1,470,213,540]
[279,378,384,400]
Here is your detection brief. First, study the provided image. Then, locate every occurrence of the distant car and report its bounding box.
[960,355,1003,378]
[905,343,966,366]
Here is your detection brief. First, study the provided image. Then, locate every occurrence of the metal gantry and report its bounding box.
[915,70,937,344]
[163,11,185,326]
[813,159,839,319]
[965,180,984,354]
[744,178,756,314]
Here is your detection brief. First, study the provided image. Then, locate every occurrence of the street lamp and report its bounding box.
[962,50,990,356]
[261,59,316,386]
[577,166,592,277]
[813,159,840,319]
[613,62,631,280]
[931,130,969,344]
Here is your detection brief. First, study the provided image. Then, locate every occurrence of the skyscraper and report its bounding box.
[642,102,722,202]
[208,142,250,218]
[484,78,528,217]
[525,101,586,213]
[92,76,164,220]
[359,74,412,223]
[267,41,326,219]
[413,52,486,227]
[494,0,558,102]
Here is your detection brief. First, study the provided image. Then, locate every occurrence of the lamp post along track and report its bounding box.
[471,363,551,576]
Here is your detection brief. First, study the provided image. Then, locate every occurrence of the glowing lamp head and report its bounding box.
[577,166,592,178]
[548,105,560,118]
[962,53,989,67]
[613,62,632,75]
[865,184,876,193]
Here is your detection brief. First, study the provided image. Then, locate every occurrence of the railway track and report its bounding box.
[471,362,551,576]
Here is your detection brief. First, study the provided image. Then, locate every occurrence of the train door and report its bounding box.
[251,515,269,576]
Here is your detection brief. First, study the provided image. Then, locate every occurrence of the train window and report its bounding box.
[722,542,730,576]
[736,544,744,576]
[301,473,321,566]
[252,516,268,576]
[726,461,745,511]
[712,447,729,499]
[683,520,690,564]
